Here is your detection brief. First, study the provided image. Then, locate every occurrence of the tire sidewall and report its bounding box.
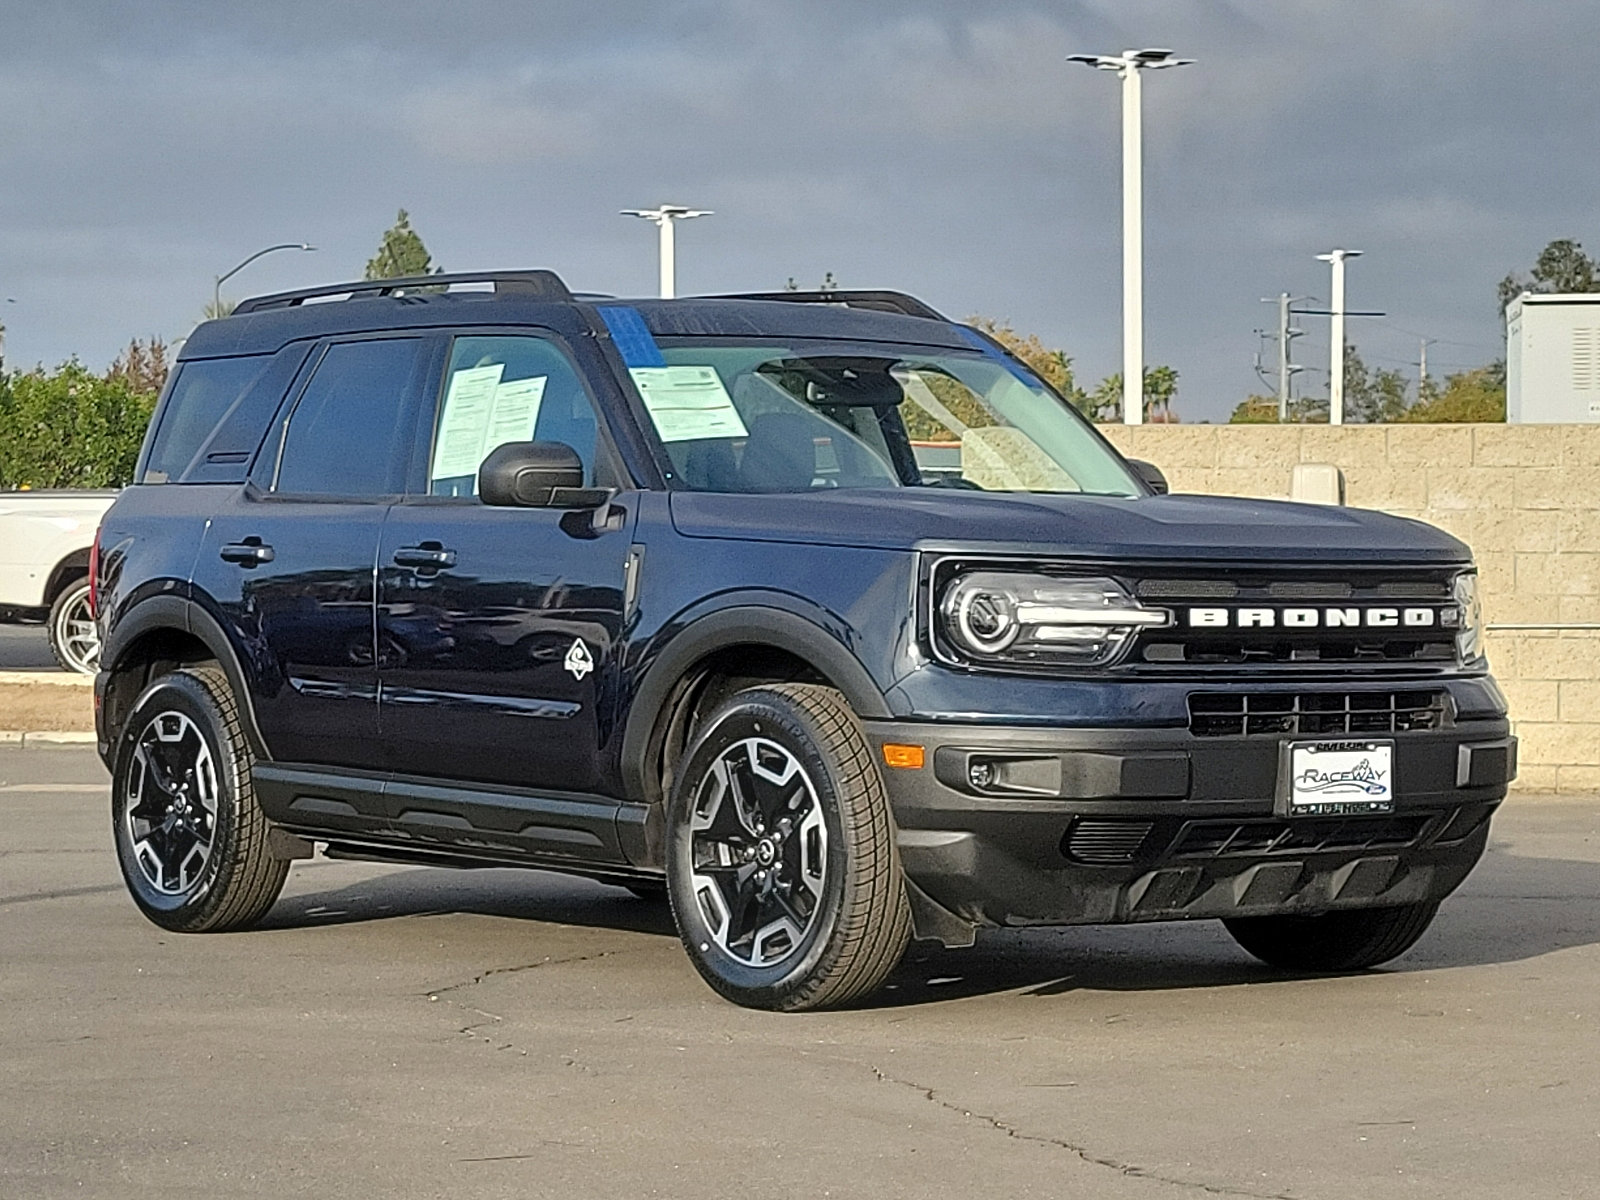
[111,672,243,925]
[667,691,854,1007]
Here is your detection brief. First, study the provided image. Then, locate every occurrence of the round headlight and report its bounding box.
[949,583,1020,653]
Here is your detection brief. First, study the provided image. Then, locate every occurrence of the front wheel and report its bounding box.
[1223,901,1441,972]
[48,579,100,675]
[666,683,910,1011]
[110,666,288,932]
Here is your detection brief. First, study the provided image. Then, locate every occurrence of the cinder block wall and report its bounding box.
[1100,424,1600,793]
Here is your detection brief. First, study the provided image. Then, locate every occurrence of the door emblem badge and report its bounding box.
[564,638,594,681]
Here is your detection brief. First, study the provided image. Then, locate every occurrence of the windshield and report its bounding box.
[629,339,1142,497]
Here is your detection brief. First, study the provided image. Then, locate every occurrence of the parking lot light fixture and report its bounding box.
[621,205,712,299]
[1067,49,1193,425]
[214,243,316,316]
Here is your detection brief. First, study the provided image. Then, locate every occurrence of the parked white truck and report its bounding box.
[0,490,117,673]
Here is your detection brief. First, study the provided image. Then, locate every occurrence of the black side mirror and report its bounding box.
[1129,459,1169,495]
[479,442,607,508]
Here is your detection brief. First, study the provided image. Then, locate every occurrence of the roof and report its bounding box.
[180,272,973,360]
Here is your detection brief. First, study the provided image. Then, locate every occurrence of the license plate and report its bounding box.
[1280,740,1395,816]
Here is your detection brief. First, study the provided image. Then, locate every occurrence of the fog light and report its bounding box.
[968,760,995,790]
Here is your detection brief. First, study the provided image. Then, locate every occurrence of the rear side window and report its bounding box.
[273,338,429,497]
[142,355,274,483]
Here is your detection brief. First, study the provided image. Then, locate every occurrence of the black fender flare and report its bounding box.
[102,595,271,760]
[618,603,890,804]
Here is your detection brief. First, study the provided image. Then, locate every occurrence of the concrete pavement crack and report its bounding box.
[423,950,623,999]
[870,1065,1299,1200]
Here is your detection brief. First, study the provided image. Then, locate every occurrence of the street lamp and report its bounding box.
[1067,48,1193,425]
[620,205,712,299]
[1315,249,1362,425]
[214,242,316,316]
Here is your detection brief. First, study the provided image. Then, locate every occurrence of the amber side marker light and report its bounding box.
[881,743,925,770]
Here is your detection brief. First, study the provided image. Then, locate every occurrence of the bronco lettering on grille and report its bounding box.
[1186,607,1442,629]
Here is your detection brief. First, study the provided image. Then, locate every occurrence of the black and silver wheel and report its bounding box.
[1224,901,1441,972]
[666,683,910,1011]
[111,666,288,932]
[47,579,100,675]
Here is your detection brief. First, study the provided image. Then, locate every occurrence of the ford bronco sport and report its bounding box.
[93,270,1515,1010]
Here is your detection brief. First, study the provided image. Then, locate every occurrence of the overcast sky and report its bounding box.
[1,1,1594,421]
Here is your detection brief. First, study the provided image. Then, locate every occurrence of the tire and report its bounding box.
[47,578,100,675]
[110,666,289,932]
[666,683,911,1011]
[1223,901,1441,972]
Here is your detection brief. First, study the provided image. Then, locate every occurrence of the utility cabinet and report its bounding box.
[1506,293,1600,423]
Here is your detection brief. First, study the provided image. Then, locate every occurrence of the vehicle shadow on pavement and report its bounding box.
[256,864,678,939]
[248,848,1600,1007]
[868,846,1600,1007]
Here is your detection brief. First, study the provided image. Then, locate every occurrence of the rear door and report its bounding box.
[376,331,633,810]
[195,335,440,776]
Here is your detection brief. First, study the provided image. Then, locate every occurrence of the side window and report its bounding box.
[142,355,274,483]
[427,334,609,497]
[274,339,428,497]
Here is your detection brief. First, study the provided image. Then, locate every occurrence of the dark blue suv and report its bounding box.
[93,271,1514,1010]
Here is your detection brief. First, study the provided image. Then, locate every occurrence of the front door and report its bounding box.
[376,332,632,796]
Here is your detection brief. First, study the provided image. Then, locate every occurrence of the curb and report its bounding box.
[0,671,94,688]
[0,730,97,747]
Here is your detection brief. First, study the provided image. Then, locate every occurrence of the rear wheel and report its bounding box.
[111,666,288,932]
[48,579,100,675]
[666,683,910,1011]
[1224,901,1440,972]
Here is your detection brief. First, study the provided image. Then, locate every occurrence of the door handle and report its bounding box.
[393,545,457,570]
[220,540,275,566]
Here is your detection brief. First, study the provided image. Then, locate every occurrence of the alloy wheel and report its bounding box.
[123,710,219,895]
[688,736,828,968]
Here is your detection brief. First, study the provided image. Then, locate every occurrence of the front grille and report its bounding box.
[1131,568,1460,669]
[1188,690,1452,738]
[1171,814,1432,858]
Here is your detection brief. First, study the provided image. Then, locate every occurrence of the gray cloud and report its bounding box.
[0,0,1593,415]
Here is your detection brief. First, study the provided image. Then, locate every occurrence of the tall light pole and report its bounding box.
[1315,249,1362,425]
[621,205,712,299]
[214,242,315,316]
[1068,48,1193,425]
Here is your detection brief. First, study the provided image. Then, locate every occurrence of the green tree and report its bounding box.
[1085,367,1181,424]
[1342,344,1412,424]
[1498,237,1598,317]
[967,317,1091,413]
[1399,362,1506,423]
[365,209,441,280]
[0,361,157,489]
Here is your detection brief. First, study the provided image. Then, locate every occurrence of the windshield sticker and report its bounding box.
[598,306,667,368]
[431,365,549,481]
[629,366,748,443]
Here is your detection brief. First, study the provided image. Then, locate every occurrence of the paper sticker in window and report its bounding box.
[629,366,748,443]
[430,366,548,482]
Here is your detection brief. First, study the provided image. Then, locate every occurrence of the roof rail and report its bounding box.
[233,270,573,315]
[699,289,948,322]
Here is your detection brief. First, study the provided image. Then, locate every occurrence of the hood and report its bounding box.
[668,490,1471,565]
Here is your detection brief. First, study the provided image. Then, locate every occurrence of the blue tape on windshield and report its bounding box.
[957,325,1037,386]
[599,306,666,368]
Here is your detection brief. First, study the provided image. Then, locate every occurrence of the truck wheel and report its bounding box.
[1224,901,1440,972]
[666,683,911,1011]
[111,666,288,932]
[48,579,100,675]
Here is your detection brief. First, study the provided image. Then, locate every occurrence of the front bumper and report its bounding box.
[861,717,1513,942]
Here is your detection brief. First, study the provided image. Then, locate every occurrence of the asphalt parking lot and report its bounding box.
[3,745,1597,1200]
